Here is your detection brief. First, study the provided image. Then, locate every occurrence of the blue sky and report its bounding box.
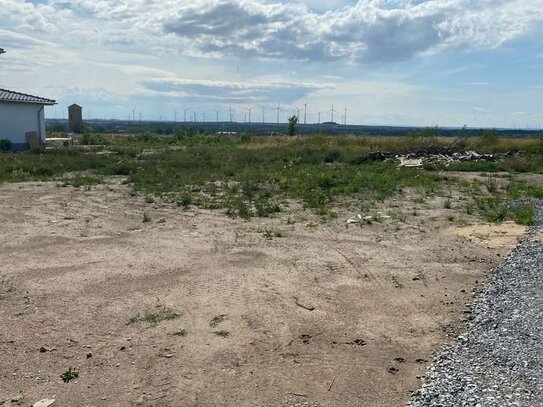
[1,0,542,127]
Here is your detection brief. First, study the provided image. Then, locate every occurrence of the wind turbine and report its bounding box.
[329,104,338,123]
[304,103,307,125]
[203,112,206,122]
[183,108,189,122]
[261,106,266,123]
[343,108,347,125]
[192,111,197,122]
[174,110,178,122]
[246,107,253,123]
[295,106,302,121]
[214,109,220,122]
[276,103,281,124]
[132,108,136,122]
[229,106,234,122]
[317,111,325,124]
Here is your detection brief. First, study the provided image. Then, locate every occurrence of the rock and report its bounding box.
[86,352,92,358]
[11,395,23,403]
[164,353,174,358]
[39,346,47,353]
[32,399,55,407]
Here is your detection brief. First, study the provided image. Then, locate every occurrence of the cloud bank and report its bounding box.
[141,78,332,103]
[1,0,542,64]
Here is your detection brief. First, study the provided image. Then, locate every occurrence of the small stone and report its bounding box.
[164,353,174,358]
[39,346,47,353]
[120,346,126,351]
[86,352,92,358]
[132,385,140,390]
[11,394,23,403]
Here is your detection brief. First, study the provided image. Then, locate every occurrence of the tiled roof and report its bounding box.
[0,88,56,105]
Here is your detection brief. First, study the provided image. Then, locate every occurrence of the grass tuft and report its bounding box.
[128,300,180,325]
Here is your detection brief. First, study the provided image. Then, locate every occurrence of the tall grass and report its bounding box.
[1,133,542,222]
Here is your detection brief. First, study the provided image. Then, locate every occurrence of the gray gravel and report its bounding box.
[409,203,543,407]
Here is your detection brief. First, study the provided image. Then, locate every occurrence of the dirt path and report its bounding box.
[0,180,524,407]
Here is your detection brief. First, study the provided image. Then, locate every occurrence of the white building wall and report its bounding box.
[0,102,46,148]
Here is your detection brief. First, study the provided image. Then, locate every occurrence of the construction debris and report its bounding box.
[353,148,523,167]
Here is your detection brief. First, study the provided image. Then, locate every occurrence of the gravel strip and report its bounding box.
[409,204,543,407]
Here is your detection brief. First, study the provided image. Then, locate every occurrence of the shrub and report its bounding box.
[480,129,499,146]
[324,150,341,163]
[512,204,535,226]
[0,139,12,151]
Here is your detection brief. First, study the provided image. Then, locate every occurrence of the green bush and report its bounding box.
[0,139,12,151]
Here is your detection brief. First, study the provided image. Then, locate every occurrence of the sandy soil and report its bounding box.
[0,179,525,407]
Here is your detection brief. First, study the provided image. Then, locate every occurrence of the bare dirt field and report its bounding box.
[0,178,525,407]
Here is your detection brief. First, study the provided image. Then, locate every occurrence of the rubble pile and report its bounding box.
[353,148,523,167]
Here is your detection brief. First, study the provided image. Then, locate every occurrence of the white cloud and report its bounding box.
[2,0,542,64]
[141,77,333,103]
[161,0,543,62]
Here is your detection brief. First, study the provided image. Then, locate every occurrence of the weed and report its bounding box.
[60,367,79,383]
[443,198,452,209]
[142,212,151,223]
[388,210,406,223]
[485,176,498,193]
[145,195,155,204]
[255,196,281,217]
[214,330,230,337]
[209,314,228,328]
[177,193,192,207]
[512,203,535,226]
[170,329,187,337]
[128,300,180,325]
[260,227,284,239]
[62,175,104,188]
[457,218,471,227]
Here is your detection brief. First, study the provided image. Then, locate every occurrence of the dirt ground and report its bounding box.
[0,178,526,407]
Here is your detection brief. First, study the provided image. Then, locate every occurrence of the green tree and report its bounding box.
[287,115,298,137]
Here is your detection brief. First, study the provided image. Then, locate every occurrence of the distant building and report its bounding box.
[0,88,56,150]
[68,104,83,133]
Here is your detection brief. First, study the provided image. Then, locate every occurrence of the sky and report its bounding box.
[1,0,543,128]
